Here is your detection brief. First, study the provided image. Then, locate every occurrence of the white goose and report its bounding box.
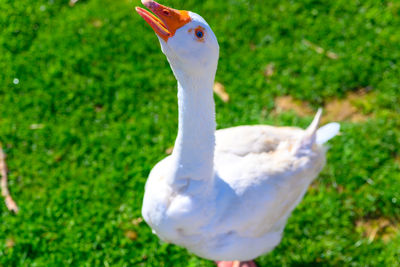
[136,1,340,266]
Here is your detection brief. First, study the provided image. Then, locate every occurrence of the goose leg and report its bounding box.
[216,261,257,267]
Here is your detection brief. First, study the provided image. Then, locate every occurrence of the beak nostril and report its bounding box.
[137,1,191,42]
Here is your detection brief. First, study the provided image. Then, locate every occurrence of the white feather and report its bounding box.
[316,122,341,145]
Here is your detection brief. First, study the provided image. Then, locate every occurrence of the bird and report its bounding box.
[136,1,340,266]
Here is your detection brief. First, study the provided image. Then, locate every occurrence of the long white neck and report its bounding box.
[168,69,216,188]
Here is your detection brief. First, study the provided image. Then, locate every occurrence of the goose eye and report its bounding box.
[195,29,204,39]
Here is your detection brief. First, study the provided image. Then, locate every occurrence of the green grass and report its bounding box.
[0,0,399,266]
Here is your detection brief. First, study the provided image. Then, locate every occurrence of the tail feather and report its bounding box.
[305,108,323,140]
[300,108,323,148]
[316,122,340,145]
[299,108,339,150]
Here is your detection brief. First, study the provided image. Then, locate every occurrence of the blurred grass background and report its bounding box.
[0,0,399,266]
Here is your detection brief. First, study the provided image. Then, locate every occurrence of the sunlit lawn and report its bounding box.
[0,0,399,266]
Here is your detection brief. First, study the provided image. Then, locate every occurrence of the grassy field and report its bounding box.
[1,0,399,266]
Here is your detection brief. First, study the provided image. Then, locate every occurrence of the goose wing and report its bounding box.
[212,110,340,237]
[215,125,303,157]
[215,109,340,157]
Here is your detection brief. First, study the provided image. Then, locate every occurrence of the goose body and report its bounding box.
[137,0,340,263]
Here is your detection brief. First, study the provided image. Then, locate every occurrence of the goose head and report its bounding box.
[136,0,219,79]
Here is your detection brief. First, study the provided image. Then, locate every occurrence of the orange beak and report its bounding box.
[136,0,191,42]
